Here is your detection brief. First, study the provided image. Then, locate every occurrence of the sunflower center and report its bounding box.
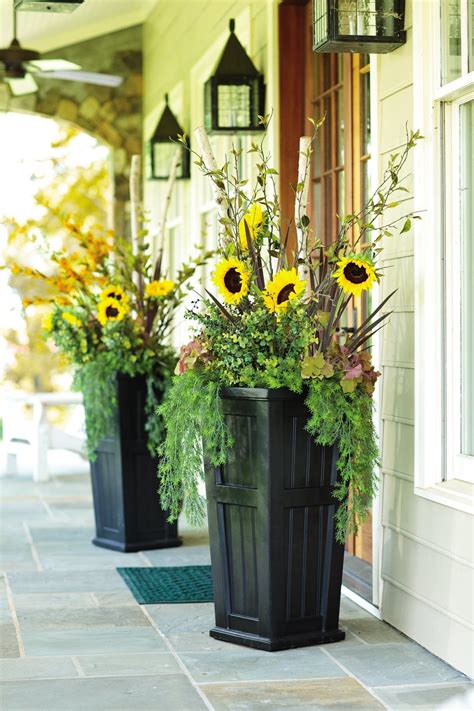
[343,262,368,284]
[277,283,295,304]
[105,305,119,318]
[224,267,242,294]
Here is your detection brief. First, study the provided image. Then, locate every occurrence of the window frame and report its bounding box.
[413,0,474,509]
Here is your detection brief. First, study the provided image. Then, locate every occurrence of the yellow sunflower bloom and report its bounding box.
[332,256,377,297]
[62,312,82,328]
[100,284,129,304]
[238,203,264,250]
[145,279,175,298]
[97,297,128,326]
[262,268,306,314]
[212,257,250,305]
[42,312,53,332]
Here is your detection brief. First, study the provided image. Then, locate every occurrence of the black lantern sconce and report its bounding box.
[204,19,265,134]
[148,95,190,181]
[313,0,406,54]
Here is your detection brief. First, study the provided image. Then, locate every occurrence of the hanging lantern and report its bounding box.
[148,95,190,181]
[313,0,406,54]
[15,0,84,11]
[204,19,265,134]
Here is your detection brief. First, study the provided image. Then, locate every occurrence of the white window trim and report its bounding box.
[413,0,474,513]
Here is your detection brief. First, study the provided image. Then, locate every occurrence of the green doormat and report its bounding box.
[117,565,213,604]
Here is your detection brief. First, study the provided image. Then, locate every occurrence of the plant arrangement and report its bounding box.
[8,212,210,458]
[159,119,421,542]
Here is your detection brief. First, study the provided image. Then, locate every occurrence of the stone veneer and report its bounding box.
[0,25,143,236]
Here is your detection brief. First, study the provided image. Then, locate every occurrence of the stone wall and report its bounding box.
[1,25,143,236]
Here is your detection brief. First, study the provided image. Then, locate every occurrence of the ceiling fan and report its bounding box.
[0,2,123,96]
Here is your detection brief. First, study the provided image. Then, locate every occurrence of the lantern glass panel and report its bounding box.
[153,142,181,179]
[313,0,328,46]
[217,83,251,129]
[338,0,376,37]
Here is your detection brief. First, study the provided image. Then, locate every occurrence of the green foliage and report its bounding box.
[157,370,233,525]
[74,359,116,460]
[74,347,174,459]
[190,300,311,390]
[305,378,378,542]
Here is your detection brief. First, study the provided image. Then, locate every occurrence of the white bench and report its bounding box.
[1,391,87,482]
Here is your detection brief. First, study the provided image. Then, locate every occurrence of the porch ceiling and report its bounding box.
[0,0,157,52]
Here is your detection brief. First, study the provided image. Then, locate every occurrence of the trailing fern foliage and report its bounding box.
[305,378,378,542]
[157,370,233,524]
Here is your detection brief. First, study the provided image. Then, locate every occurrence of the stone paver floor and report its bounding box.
[0,473,472,710]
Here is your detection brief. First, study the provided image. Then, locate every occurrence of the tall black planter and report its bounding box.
[204,387,345,651]
[90,374,181,552]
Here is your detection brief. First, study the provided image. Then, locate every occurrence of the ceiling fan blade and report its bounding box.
[34,70,123,87]
[5,74,38,96]
[27,59,81,72]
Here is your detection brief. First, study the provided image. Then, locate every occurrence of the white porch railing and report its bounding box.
[1,391,87,482]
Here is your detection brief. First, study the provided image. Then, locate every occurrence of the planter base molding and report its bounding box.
[209,626,345,652]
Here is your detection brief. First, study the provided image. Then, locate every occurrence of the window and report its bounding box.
[414,0,474,504]
[441,1,474,485]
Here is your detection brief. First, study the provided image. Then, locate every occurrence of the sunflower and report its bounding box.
[262,268,306,314]
[212,257,250,305]
[238,203,264,250]
[145,279,175,298]
[97,297,128,326]
[61,312,82,328]
[100,284,129,304]
[332,255,377,296]
[42,312,53,332]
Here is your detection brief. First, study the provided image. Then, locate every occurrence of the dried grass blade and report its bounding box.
[349,311,392,353]
[244,220,265,290]
[205,288,237,325]
[349,322,389,352]
[352,289,397,339]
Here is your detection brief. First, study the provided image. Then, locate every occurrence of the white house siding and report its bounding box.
[142,0,278,347]
[376,0,473,678]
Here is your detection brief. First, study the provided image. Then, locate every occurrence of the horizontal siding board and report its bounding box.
[382,312,414,366]
[381,421,414,477]
[381,528,473,625]
[382,476,474,563]
[382,579,474,678]
[380,255,414,311]
[381,366,414,423]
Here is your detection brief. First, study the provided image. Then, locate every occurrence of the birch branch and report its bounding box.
[154,147,181,262]
[194,125,229,239]
[295,136,311,255]
[129,154,142,256]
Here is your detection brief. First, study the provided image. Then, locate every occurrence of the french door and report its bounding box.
[279,0,375,601]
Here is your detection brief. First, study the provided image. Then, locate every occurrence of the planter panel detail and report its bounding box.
[90,374,181,552]
[205,387,345,651]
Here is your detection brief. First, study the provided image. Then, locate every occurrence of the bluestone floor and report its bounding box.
[0,473,472,710]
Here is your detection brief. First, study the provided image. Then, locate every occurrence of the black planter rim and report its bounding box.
[220,386,304,401]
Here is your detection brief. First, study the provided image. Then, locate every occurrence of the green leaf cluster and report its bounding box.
[157,370,233,524]
[305,378,378,542]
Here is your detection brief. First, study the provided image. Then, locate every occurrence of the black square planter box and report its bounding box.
[205,387,345,651]
[90,374,181,552]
